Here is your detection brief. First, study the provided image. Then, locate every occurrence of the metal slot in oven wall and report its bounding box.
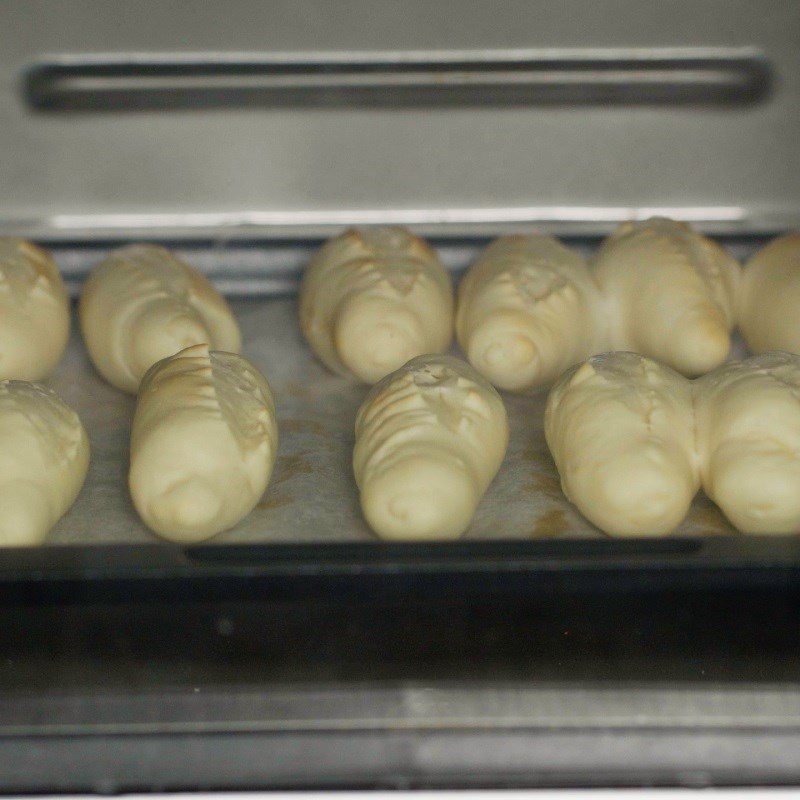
[24,53,771,111]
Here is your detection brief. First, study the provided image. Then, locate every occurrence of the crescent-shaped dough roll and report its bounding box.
[738,234,800,354]
[545,352,699,536]
[456,235,601,391]
[353,354,508,540]
[80,244,241,393]
[0,381,89,545]
[0,238,70,380]
[300,227,454,384]
[590,218,740,376]
[695,352,800,534]
[129,344,278,542]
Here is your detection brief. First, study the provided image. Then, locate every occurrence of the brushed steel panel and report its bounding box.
[0,0,797,238]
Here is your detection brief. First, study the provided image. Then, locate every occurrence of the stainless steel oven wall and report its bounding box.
[0,0,798,241]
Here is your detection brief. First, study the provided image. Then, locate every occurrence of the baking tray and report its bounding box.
[2,233,800,592]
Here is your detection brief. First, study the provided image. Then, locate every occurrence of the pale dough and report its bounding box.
[0,238,70,380]
[80,244,241,393]
[353,354,508,540]
[455,235,601,391]
[695,352,800,534]
[300,227,454,384]
[590,217,740,377]
[738,234,800,355]
[457,219,741,391]
[129,343,278,542]
[545,352,699,536]
[0,381,89,545]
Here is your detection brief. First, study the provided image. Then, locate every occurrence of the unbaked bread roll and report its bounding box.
[695,352,800,534]
[456,235,601,391]
[0,238,70,380]
[738,234,800,355]
[545,352,699,536]
[354,354,508,540]
[0,381,89,545]
[80,244,241,393]
[590,218,740,376]
[300,227,453,384]
[129,343,278,542]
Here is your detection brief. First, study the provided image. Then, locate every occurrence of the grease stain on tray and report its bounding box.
[281,418,328,437]
[257,492,293,511]
[532,508,569,538]
[284,381,309,399]
[523,436,552,463]
[526,470,563,499]
[273,452,314,486]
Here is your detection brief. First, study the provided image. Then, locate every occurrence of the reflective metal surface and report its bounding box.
[0,1,798,239]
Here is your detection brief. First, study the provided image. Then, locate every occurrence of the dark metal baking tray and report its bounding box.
[0,232,794,585]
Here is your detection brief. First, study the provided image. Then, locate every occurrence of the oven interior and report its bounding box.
[1,0,799,791]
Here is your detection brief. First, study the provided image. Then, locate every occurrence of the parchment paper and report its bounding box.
[46,297,736,545]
